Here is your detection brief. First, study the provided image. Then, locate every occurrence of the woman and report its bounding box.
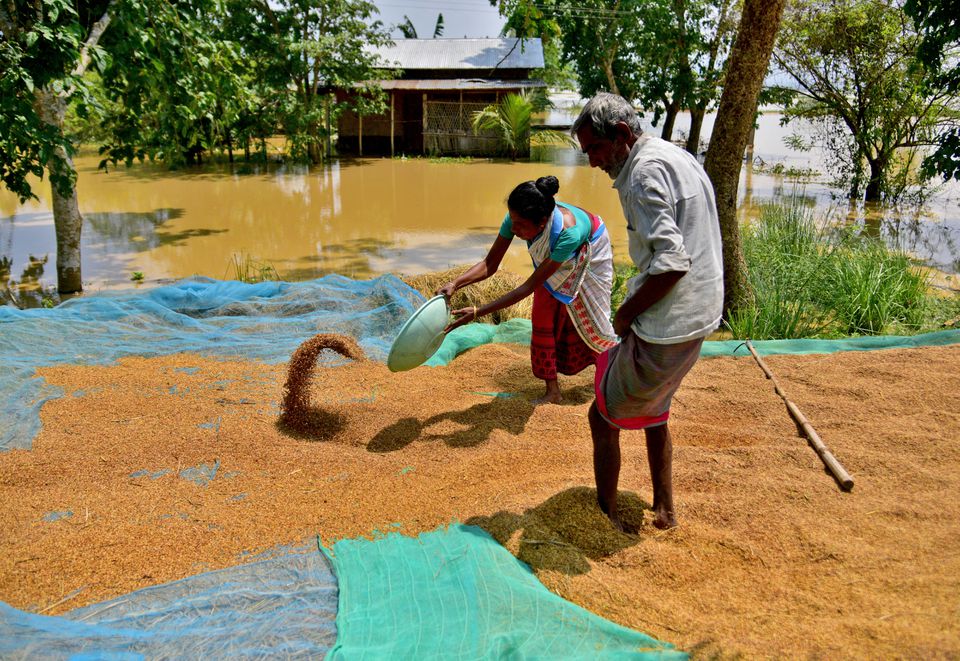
[439,176,618,404]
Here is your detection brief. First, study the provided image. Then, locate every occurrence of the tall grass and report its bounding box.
[723,201,931,339]
[823,239,929,335]
[730,200,836,338]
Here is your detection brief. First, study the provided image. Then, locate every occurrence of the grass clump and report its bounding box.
[227,252,281,283]
[724,200,938,339]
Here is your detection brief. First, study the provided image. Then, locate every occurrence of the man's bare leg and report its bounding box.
[533,378,562,405]
[644,423,677,529]
[588,401,623,530]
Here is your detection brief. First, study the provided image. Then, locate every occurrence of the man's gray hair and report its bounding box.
[571,92,643,140]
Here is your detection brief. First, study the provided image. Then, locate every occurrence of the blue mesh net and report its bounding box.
[0,275,423,451]
[0,548,338,659]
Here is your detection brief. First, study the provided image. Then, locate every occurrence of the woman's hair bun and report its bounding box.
[534,176,560,197]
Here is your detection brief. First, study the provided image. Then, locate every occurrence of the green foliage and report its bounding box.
[904,0,960,181]
[752,159,820,181]
[728,200,836,339]
[225,0,393,165]
[495,0,738,135]
[824,240,930,335]
[724,200,935,340]
[398,16,417,38]
[130,271,144,281]
[472,91,575,159]
[495,0,575,90]
[94,0,250,169]
[0,0,97,201]
[772,0,956,203]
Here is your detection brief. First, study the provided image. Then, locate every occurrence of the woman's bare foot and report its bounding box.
[533,379,562,405]
[532,392,562,405]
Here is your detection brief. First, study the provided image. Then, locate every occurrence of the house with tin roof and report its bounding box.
[336,38,546,157]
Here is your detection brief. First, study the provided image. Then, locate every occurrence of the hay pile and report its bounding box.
[403,266,533,322]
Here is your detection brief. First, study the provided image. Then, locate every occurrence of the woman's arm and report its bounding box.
[436,234,512,297]
[446,256,564,331]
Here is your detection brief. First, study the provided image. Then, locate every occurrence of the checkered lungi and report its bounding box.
[594,332,703,430]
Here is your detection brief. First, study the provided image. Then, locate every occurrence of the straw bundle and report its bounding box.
[403,267,533,323]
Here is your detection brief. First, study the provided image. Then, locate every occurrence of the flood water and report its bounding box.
[2,110,959,304]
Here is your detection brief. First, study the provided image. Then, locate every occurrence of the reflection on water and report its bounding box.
[1,111,958,302]
[0,253,57,308]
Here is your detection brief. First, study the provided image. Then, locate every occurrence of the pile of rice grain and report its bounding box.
[279,333,364,436]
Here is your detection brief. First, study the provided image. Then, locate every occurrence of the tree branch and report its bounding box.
[73,0,116,79]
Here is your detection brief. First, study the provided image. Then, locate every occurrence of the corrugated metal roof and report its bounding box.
[375,78,546,91]
[369,38,544,70]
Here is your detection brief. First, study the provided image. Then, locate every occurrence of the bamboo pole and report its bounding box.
[744,340,854,491]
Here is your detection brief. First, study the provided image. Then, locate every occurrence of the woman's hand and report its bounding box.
[436,281,457,298]
[445,306,479,332]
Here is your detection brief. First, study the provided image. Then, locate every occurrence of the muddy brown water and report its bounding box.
[2,111,958,300]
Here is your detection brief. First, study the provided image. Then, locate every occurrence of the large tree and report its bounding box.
[494,0,739,152]
[773,0,956,202]
[224,0,393,164]
[702,0,786,315]
[0,0,237,293]
[495,0,647,101]
[632,0,739,151]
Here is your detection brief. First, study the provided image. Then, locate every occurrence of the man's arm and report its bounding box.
[612,271,685,337]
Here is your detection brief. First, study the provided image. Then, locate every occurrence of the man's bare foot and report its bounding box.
[607,512,626,532]
[651,507,677,530]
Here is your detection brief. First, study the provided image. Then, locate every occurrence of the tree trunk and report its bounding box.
[35,89,83,294]
[864,157,884,202]
[603,57,620,97]
[660,101,679,141]
[703,0,787,317]
[686,107,706,155]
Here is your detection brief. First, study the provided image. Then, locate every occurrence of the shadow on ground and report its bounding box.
[465,486,648,575]
[367,395,536,452]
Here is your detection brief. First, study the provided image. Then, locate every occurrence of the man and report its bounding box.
[572,93,723,530]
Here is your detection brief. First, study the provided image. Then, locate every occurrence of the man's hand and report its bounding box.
[613,308,634,337]
[436,282,456,298]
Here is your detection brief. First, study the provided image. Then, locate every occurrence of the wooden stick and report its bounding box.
[744,341,854,491]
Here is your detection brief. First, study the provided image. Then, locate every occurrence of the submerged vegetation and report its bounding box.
[227,253,281,284]
[722,201,954,339]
